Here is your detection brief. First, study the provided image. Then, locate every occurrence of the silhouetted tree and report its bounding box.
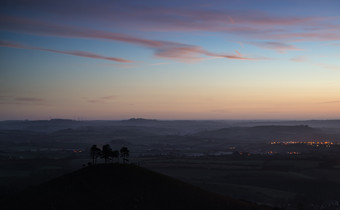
[120,146,129,163]
[110,150,119,163]
[90,145,101,165]
[102,144,112,164]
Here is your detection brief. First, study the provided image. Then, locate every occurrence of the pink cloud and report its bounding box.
[0,40,132,63]
[46,50,132,63]
[153,42,253,62]
[153,44,204,61]
[264,32,340,42]
[203,50,256,60]
[152,41,255,62]
[250,41,301,53]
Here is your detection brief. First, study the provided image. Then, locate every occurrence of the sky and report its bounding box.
[1,0,340,120]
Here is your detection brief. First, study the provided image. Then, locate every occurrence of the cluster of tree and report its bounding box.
[90,144,129,165]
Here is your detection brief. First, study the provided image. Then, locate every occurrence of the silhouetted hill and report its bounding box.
[124,118,159,123]
[0,164,272,210]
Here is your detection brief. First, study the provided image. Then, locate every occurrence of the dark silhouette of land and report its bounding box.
[1,119,340,209]
[0,164,272,210]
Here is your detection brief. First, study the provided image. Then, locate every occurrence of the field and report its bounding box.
[1,152,340,209]
[139,156,340,209]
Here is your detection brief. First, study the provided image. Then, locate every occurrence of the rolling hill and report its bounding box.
[0,164,272,210]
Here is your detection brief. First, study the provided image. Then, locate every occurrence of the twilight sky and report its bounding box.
[1,0,340,120]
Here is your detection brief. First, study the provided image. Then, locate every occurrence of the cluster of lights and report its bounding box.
[287,152,300,155]
[267,151,299,155]
[269,141,336,146]
[73,149,83,153]
[267,151,277,155]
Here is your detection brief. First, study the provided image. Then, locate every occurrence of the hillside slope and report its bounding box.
[0,164,272,210]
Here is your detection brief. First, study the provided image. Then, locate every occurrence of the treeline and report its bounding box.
[90,144,129,165]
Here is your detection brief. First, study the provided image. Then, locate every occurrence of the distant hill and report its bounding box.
[194,125,325,142]
[0,164,272,210]
[234,120,340,128]
[124,118,159,122]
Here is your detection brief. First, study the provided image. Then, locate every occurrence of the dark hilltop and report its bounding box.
[1,164,273,210]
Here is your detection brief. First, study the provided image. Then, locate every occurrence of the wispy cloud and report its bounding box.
[250,41,301,53]
[153,43,253,62]
[0,16,260,62]
[315,63,340,71]
[291,56,307,62]
[0,96,48,106]
[87,95,117,104]
[0,40,132,63]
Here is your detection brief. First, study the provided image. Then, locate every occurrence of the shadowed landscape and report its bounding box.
[1,164,272,210]
[1,119,340,209]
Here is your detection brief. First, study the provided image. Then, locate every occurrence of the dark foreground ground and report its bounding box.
[1,155,340,209]
[0,164,273,210]
[141,156,340,210]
